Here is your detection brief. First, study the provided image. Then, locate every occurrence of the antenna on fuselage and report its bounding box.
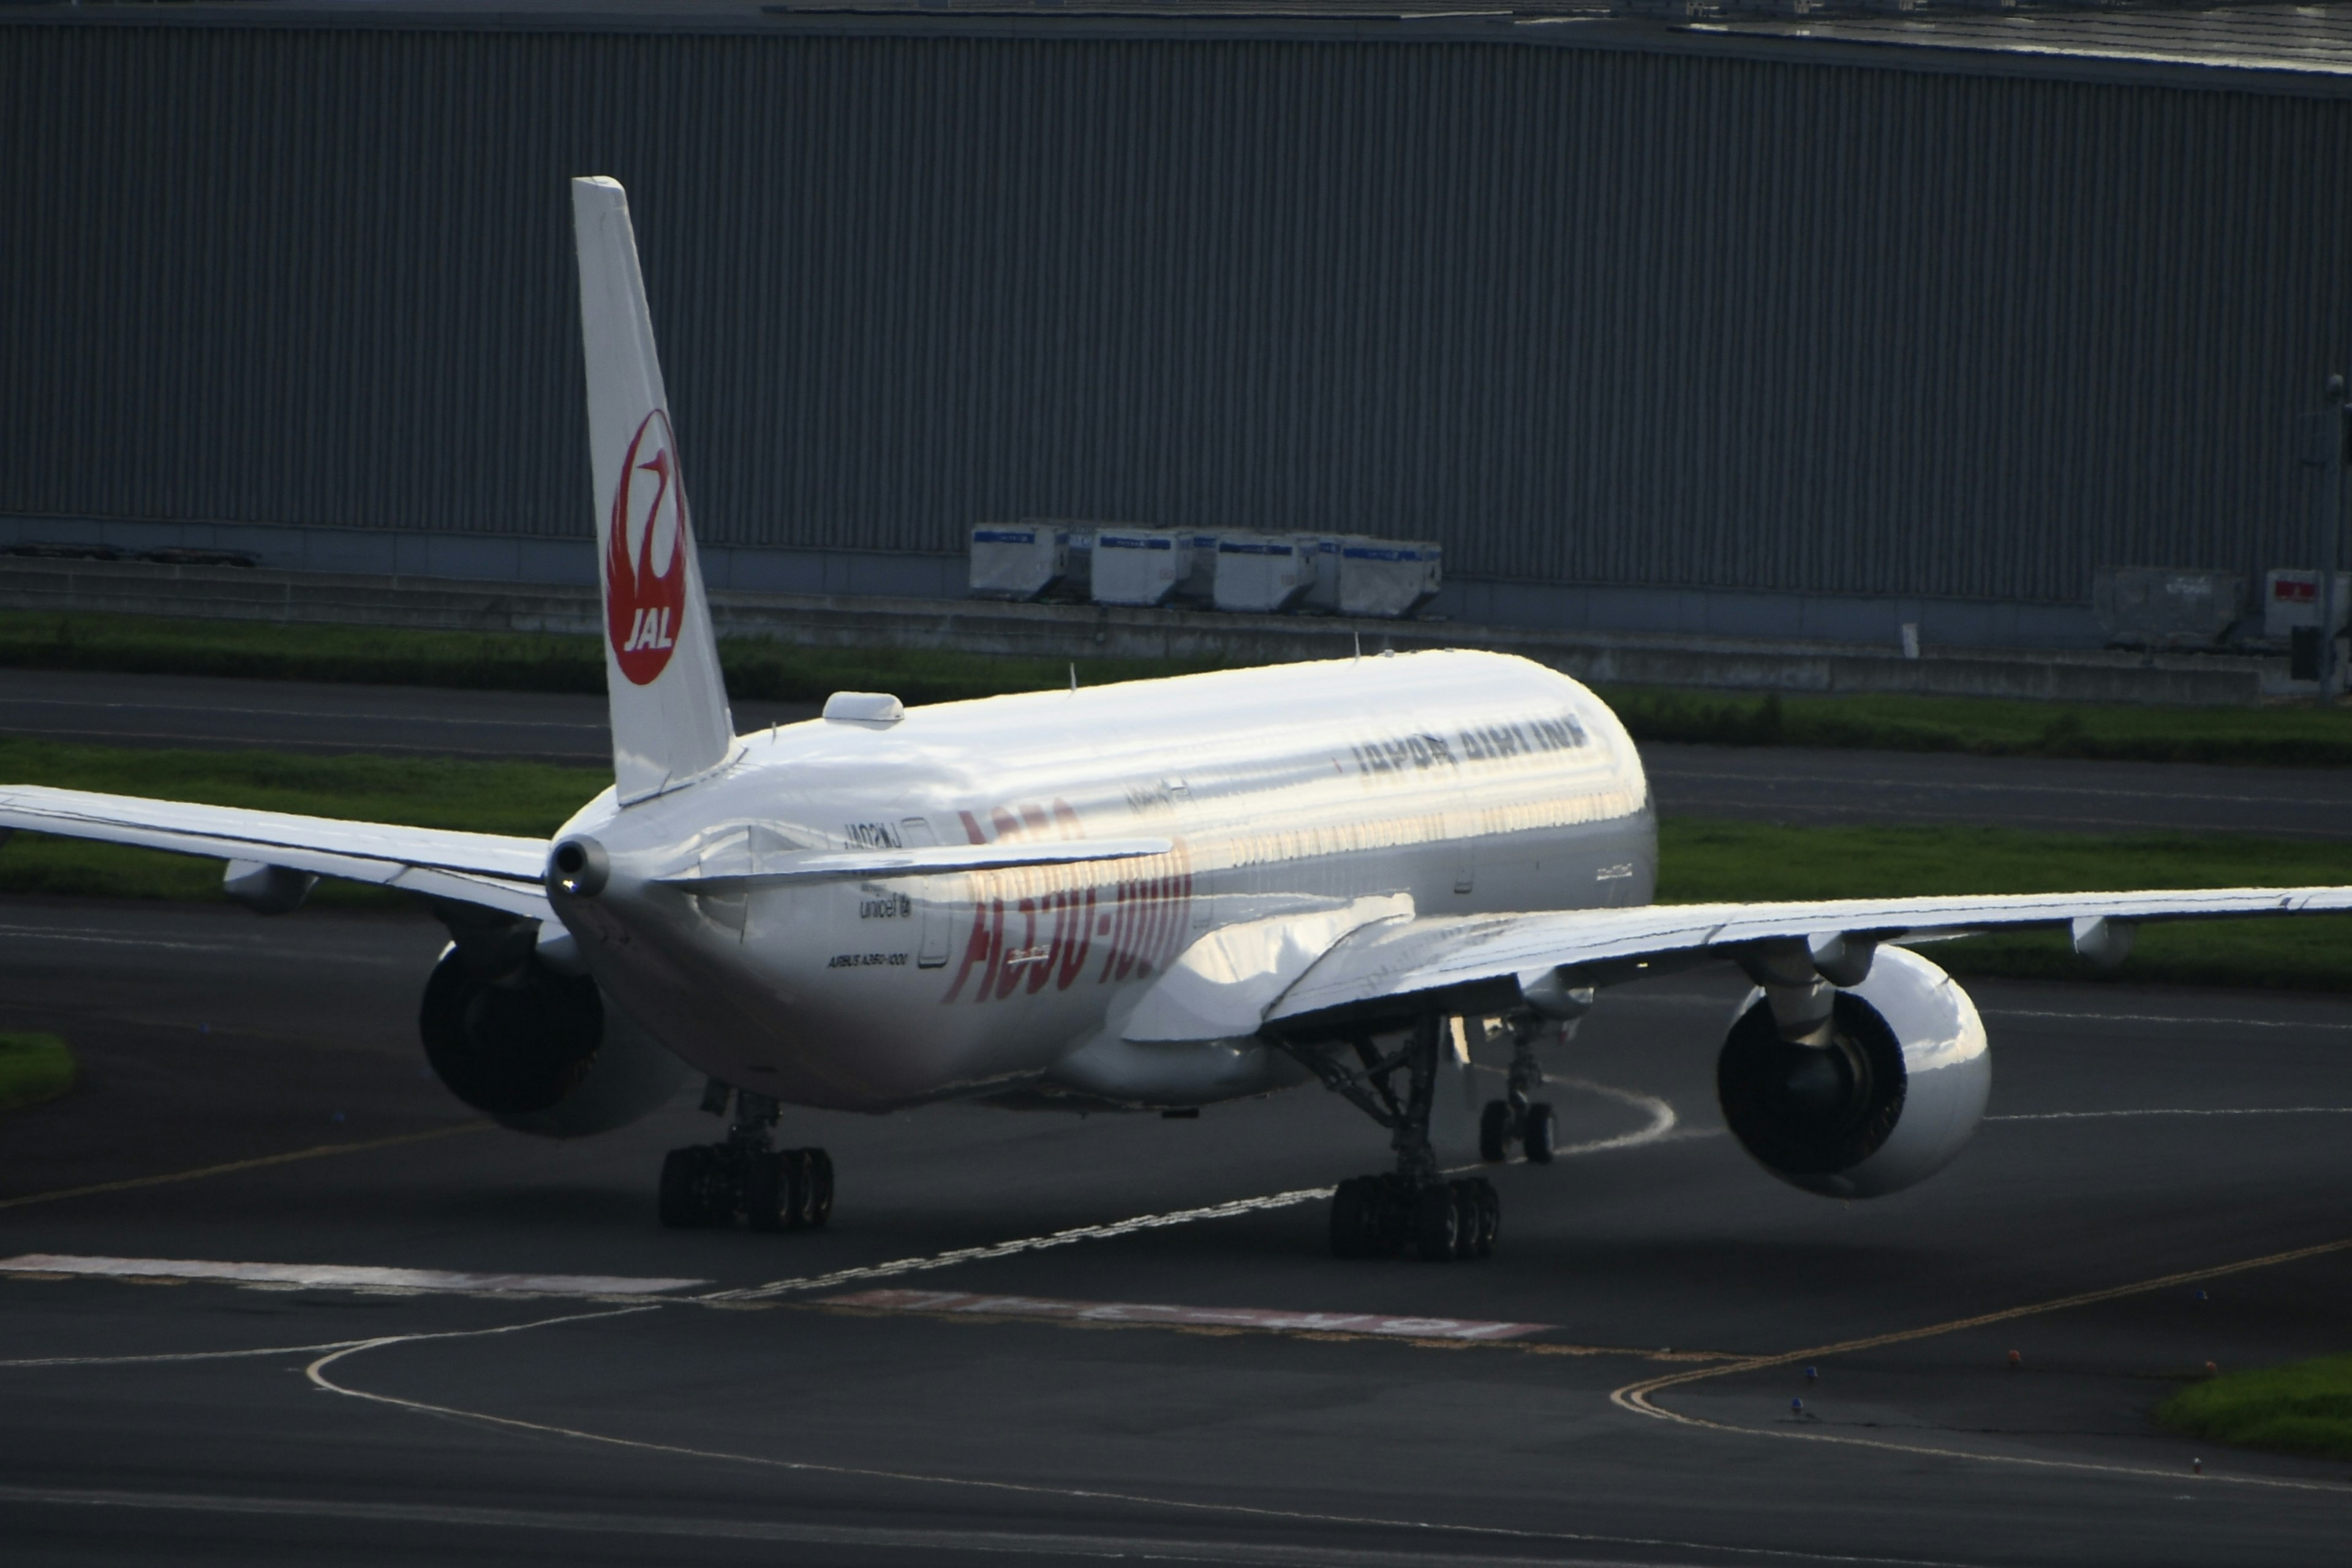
[1353,631,1362,663]
[1069,662,1077,693]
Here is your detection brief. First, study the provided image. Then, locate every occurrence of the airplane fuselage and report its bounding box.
[548,649,1654,1112]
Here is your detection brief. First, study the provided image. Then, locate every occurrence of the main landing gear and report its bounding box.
[1479,1017,1558,1166]
[659,1083,834,1232]
[1284,1014,1499,1262]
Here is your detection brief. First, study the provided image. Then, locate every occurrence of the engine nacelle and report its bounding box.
[418,942,688,1137]
[1717,944,1989,1199]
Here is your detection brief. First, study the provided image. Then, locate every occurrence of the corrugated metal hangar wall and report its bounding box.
[4,18,2350,637]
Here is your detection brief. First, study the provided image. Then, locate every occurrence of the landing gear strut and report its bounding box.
[1479,1016,1559,1165]
[1282,1014,1499,1261]
[658,1082,834,1231]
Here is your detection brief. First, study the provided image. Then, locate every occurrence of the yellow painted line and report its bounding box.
[0,1121,490,1212]
[1611,1231,2352,1491]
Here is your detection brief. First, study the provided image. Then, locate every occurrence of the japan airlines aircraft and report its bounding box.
[7,177,2350,1261]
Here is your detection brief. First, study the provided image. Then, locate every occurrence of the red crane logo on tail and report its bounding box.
[605,409,689,686]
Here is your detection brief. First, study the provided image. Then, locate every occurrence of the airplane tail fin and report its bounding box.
[571,176,735,805]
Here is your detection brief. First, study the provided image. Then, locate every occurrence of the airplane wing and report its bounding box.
[1265,886,2352,1025]
[0,784,552,919]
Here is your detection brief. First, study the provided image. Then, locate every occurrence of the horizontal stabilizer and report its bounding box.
[657,837,1175,888]
[0,785,552,919]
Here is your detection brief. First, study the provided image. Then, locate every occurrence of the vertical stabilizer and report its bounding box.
[571,176,734,804]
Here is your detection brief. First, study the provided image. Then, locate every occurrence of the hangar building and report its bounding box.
[4,1,2351,649]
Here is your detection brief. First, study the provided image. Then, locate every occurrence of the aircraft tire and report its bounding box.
[658,1147,710,1229]
[1329,1177,1382,1258]
[1413,1184,1462,1261]
[1478,1101,1512,1163]
[802,1148,835,1229]
[1463,1178,1499,1257]
[780,1148,816,1230]
[1524,1102,1558,1165]
[1448,1181,1484,1259]
[744,1151,789,1232]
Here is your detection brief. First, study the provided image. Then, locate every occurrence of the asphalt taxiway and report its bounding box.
[5,898,2352,1565]
[7,667,2343,836]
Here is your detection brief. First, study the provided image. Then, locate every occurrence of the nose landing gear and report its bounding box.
[658,1084,834,1231]
[1279,1013,1501,1261]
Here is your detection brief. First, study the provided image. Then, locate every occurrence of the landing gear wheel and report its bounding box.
[778,1148,815,1229]
[744,1150,790,1232]
[1414,1183,1462,1261]
[801,1148,835,1229]
[1523,1102,1558,1164]
[1330,1175,1383,1259]
[659,1147,710,1229]
[1453,1177,1499,1258]
[1479,1100,1512,1163]
[1449,1180,1482,1257]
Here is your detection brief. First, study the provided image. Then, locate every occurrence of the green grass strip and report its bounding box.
[4,609,2350,766]
[2158,1355,2352,1462]
[1599,686,2352,769]
[0,1031,77,1113]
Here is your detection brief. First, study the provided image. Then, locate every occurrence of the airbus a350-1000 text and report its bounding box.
[7,178,2346,1259]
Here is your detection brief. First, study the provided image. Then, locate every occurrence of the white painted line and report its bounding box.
[0,1255,706,1297]
[703,1186,1338,1304]
[1989,1107,2352,1122]
[825,1287,1553,1341]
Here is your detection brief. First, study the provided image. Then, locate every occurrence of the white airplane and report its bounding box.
[6,176,2348,1260]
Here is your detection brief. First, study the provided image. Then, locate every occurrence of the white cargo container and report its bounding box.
[1295,535,1441,617]
[1174,530,1223,605]
[969,522,1080,601]
[1090,527,1192,607]
[1339,538,1442,618]
[1211,532,1316,614]
[2093,566,2244,649]
[2262,568,2352,639]
[1299,535,1351,614]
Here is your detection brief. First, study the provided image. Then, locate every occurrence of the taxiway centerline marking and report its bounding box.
[823,1287,1553,1341]
[701,1185,1343,1303]
[0,1121,490,1211]
[0,1254,707,1297]
[1609,1232,2352,1493]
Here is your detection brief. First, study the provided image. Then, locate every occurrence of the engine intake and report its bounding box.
[1717,944,1989,1199]
[418,941,687,1137]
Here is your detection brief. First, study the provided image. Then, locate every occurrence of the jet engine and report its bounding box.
[418,940,688,1137]
[1716,944,1989,1199]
